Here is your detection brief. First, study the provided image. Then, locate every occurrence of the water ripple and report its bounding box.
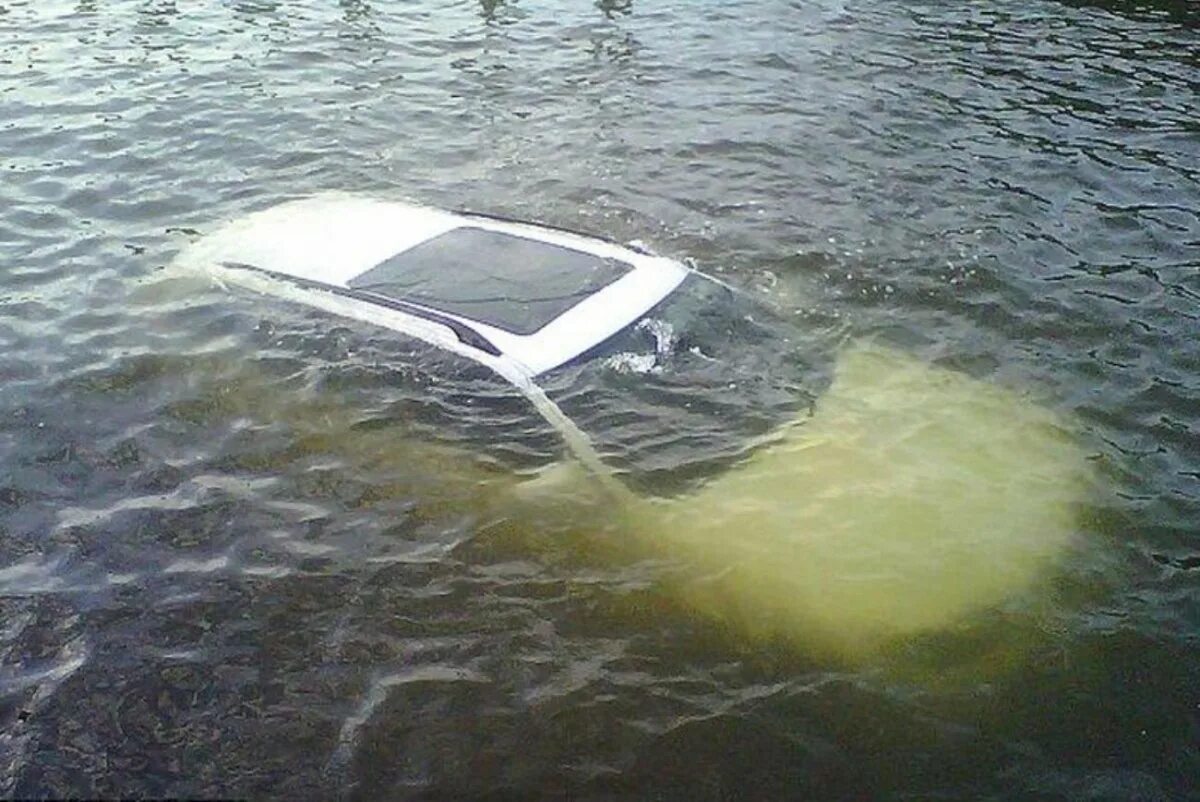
[0,0,1197,798]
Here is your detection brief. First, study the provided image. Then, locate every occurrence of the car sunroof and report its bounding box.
[347,227,633,336]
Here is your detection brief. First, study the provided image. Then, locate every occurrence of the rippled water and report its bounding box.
[2,0,1198,799]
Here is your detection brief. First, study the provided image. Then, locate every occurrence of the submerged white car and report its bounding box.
[181,194,822,492]
[193,195,699,375]
[175,194,1089,656]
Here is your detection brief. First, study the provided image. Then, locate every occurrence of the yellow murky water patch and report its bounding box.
[617,342,1090,657]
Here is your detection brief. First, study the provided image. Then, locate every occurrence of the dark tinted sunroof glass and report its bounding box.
[347,227,633,336]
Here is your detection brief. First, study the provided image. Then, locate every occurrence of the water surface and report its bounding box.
[1,0,1198,799]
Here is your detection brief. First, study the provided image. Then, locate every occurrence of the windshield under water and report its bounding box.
[541,274,836,494]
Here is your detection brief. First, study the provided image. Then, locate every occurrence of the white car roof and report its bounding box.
[178,195,689,377]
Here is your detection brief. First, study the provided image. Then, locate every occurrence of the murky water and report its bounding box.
[2,0,1198,799]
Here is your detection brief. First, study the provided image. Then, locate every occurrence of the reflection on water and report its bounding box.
[1059,0,1199,23]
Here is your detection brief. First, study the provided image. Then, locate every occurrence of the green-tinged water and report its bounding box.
[646,343,1092,657]
[2,1,1197,800]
